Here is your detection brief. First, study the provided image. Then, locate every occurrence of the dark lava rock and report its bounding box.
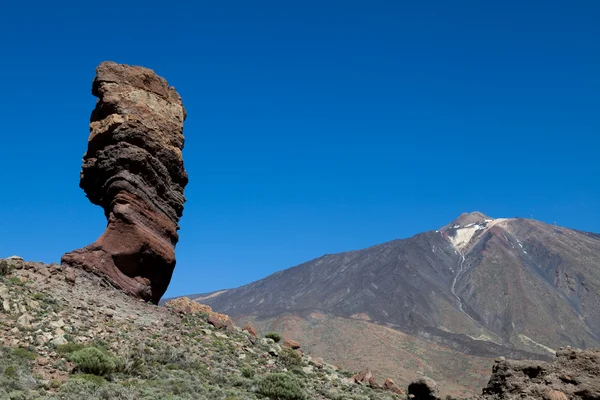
[62,62,188,304]
[408,377,440,400]
[478,348,600,400]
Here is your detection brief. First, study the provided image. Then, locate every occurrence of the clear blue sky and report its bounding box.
[0,1,598,297]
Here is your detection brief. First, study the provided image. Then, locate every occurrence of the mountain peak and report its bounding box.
[441,211,493,231]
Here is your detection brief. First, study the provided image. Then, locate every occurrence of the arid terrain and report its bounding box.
[0,257,407,399]
[190,212,600,396]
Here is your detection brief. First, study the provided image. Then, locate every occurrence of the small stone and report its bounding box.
[302,365,314,374]
[17,313,32,328]
[51,335,68,346]
[2,299,10,313]
[50,319,65,329]
[38,268,51,278]
[65,268,76,284]
[243,323,258,337]
[384,378,405,394]
[208,315,225,329]
[282,339,301,349]
[353,369,373,384]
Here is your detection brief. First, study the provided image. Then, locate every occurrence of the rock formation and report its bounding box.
[477,348,600,400]
[62,62,188,304]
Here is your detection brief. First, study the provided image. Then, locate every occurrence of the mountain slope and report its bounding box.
[200,213,600,352]
[192,213,600,394]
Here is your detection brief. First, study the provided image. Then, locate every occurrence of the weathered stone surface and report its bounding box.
[61,62,188,304]
[477,348,600,400]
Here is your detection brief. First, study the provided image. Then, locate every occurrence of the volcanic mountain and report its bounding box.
[189,213,600,395]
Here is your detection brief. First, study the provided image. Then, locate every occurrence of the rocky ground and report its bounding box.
[0,257,406,400]
[0,257,597,400]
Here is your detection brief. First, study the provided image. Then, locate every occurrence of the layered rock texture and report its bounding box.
[62,62,188,304]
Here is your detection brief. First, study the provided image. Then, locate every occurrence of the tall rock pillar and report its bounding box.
[62,62,188,304]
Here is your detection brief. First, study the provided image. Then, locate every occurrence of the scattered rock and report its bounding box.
[207,315,225,329]
[282,339,301,349]
[242,323,258,337]
[65,268,76,284]
[353,369,373,385]
[302,365,314,374]
[61,61,189,304]
[311,357,324,369]
[17,313,32,328]
[51,335,68,346]
[384,378,405,394]
[369,377,382,389]
[3,299,10,313]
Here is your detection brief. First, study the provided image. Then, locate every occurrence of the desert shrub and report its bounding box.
[257,373,307,400]
[56,343,86,354]
[241,365,255,378]
[0,345,38,393]
[0,260,11,276]
[57,378,138,400]
[12,347,36,361]
[280,348,302,367]
[70,347,116,376]
[114,348,146,376]
[265,331,282,343]
[72,373,107,385]
[7,276,23,285]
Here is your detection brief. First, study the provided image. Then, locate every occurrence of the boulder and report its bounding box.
[61,62,188,304]
[408,377,439,400]
[478,348,600,400]
[207,315,225,329]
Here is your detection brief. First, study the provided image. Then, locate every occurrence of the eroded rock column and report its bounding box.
[62,62,188,304]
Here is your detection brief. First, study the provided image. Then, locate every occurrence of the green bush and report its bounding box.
[258,373,307,400]
[70,347,116,376]
[265,331,282,343]
[280,348,302,367]
[0,260,10,276]
[12,347,36,361]
[0,345,39,393]
[56,343,86,354]
[72,373,107,385]
[241,365,255,378]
